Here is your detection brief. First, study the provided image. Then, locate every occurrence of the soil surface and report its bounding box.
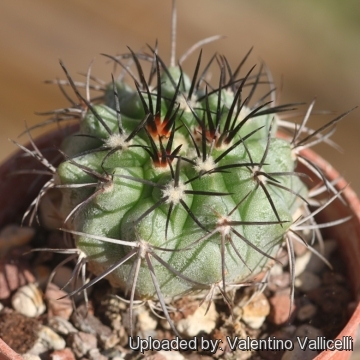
[0,224,355,359]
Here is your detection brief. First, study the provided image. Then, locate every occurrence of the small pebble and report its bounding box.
[98,331,120,350]
[294,251,312,277]
[45,282,73,320]
[136,306,159,339]
[137,307,158,333]
[71,305,111,336]
[0,258,35,299]
[295,271,321,292]
[157,351,185,360]
[175,302,217,337]
[241,292,270,329]
[0,225,35,256]
[88,348,107,360]
[268,292,295,325]
[26,340,49,357]
[102,348,127,359]
[281,342,318,360]
[270,264,283,276]
[99,296,124,331]
[50,348,76,360]
[37,325,66,350]
[267,272,290,292]
[295,324,323,339]
[23,355,41,360]
[144,353,167,360]
[296,303,317,322]
[12,283,46,317]
[68,332,97,358]
[48,316,78,335]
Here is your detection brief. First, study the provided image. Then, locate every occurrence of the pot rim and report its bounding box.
[301,148,360,360]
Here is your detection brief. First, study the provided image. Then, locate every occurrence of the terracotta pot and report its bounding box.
[0,128,359,359]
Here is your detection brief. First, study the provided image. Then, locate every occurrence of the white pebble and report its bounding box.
[294,251,312,277]
[37,325,66,350]
[176,302,217,337]
[47,316,78,335]
[241,292,270,329]
[22,355,41,360]
[137,307,158,332]
[242,315,267,330]
[12,283,46,317]
[270,263,283,276]
[26,341,48,357]
[158,350,185,360]
[295,271,321,292]
[26,326,66,356]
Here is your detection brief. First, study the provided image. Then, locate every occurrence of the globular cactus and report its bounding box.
[19,1,352,336]
[57,58,303,302]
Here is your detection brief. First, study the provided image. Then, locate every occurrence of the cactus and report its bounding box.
[18,1,352,337]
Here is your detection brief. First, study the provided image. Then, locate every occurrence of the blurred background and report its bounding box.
[0,0,359,356]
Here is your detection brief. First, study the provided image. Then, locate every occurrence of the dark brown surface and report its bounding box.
[0,309,40,354]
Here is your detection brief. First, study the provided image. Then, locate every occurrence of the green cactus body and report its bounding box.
[53,59,308,301]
